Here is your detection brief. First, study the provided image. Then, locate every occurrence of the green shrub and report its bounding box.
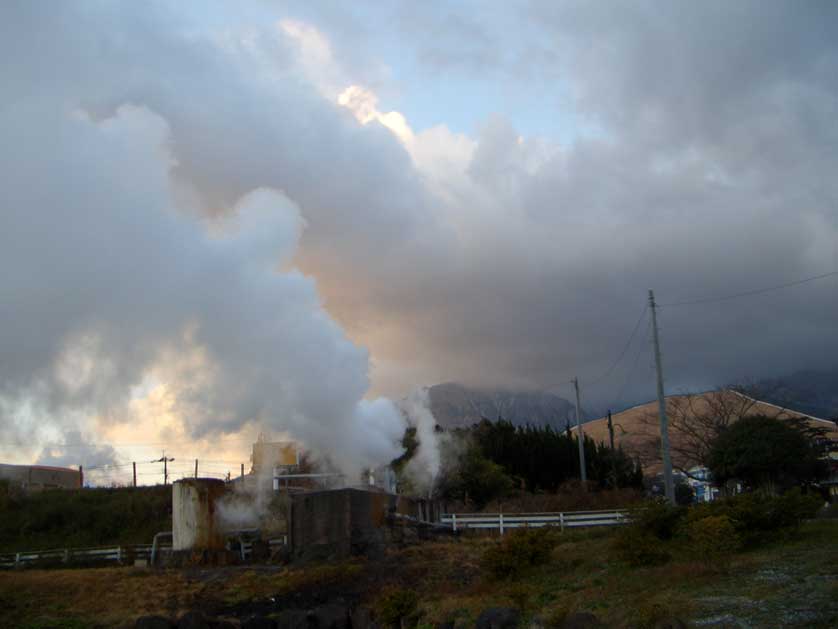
[375,586,420,629]
[611,526,671,567]
[631,500,686,540]
[697,489,822,548]
[481,527,557,579]
[684,514,741,568]
[776,488,822,524]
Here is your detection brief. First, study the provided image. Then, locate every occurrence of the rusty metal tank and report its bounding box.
[172,478,227,551]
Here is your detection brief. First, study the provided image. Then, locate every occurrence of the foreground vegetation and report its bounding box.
[0,482,170,552]
[1,509,835,628]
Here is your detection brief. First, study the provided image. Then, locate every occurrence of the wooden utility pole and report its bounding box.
[649,289,675,504]
[240,463,245,479]
[607,410,615,451]
[194,459,198,478]
[571,377,587,483]
[78,465,83,489]
[133,462,137,488]
[153,453,175,486]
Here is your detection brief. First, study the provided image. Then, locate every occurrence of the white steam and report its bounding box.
[0,1,410,478]
[398,388,443,495]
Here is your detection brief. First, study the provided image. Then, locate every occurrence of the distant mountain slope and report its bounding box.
[751,368,838,420]
[427,382,574,430]
[573,390,838,475]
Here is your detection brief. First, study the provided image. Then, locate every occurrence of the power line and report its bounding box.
[586,305,647,387]
[612,316,653,411]
[660,270,838,307]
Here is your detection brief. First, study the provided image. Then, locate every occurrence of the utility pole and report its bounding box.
[194,459,198,478]
[153,453,175,486]
[649,289,675,504]
[606,409,616,488]
[571,377,587,483]
[132,462,137,488]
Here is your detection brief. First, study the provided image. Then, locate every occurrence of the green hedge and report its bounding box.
[0,481,171,552]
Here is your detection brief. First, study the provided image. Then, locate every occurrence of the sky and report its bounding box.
[1,1,837,483]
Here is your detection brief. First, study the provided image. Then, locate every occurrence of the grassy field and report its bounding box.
[0,520,835,628]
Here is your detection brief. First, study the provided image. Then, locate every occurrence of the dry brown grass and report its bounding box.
[1,521,835,628]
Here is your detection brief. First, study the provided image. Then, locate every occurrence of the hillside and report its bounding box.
[572,390,838,475]
[427,383,574,430]
[753,367,838,420]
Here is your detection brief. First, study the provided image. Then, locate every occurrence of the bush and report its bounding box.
[683,515,741,569]
[631,500,686,540]
[375,586,420,629]
[678,489,822,549]
[611,526,671,567]
[775,488,822,524]
[481,527,557,579]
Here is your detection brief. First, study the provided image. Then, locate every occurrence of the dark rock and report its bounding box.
[136,616,175,629]
[653,620,687,629]
[558,613,605,629]
[277,610,310,629]
[179,611,213,629]
[475,608,521,629]
[242,617,277,629]
[312,604,350,629]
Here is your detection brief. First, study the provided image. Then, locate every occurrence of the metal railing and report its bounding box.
[440,509,629,534]
[0,536,289,569]
[0,544,161,568]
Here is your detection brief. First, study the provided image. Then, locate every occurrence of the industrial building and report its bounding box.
[0,463,82,491]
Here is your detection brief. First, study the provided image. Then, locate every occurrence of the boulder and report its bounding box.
[136,616,175,629]
[475,608,521,629]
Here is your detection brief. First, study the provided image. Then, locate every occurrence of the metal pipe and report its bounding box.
[150,531,172,566]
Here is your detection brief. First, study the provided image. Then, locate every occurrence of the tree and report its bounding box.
[706,414,826,493]
[636,387,823,481]
[435,441,513,508]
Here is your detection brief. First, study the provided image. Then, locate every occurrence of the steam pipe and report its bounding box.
[150,531,172,566]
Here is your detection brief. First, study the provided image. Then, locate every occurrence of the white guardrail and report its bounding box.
[440,509,629,534]
[0,544,160,568]
[0,537,288,569]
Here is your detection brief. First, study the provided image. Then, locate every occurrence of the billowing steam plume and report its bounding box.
[0,3,409,476]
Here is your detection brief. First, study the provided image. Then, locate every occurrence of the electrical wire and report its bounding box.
[585,305,648,387]
[611,317,652,412]
[660,270,838,307]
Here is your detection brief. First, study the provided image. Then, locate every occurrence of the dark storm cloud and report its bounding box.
[310,1,838,406]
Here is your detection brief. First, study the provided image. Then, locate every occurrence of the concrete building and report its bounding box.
[290,487,441,562]
[0,463,82,491]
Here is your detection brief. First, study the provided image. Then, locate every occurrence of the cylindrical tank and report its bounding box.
[172,478,227,551]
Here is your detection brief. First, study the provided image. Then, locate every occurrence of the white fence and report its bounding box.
[0,536,288,569]
[440,509,629,534]
[0,544,161,568]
